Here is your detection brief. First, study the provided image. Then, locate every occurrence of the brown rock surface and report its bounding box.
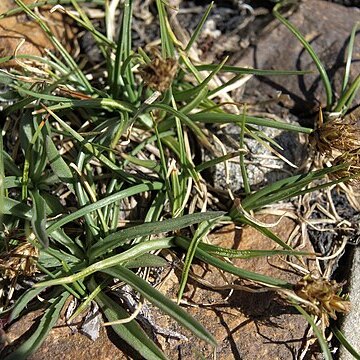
[235,0,360,114]
[3,215,317,360]
[0,0,75,67]
[153,215,317,359]
[3,308,126,360]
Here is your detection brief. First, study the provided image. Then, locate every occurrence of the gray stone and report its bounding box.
[234,0,360,114]
[339,246,360,359]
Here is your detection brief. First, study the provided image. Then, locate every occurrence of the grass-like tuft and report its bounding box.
[0,1,359,359]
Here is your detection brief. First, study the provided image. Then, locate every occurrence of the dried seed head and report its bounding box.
[0,242,39,280]
[310,116,360,157]
[294,275,351,326]
[330,148,360,187]
[139,52,178,93]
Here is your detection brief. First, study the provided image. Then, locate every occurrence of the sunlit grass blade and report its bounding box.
[174,56,228,102]
[294,304,333,360]
[188,112,313,134]
[46,182,164,235]
[149,103,213,149]
[91,211,225,258]
[341,22,359,94]
[241,164,346,211]
[195,64,312,76]
[232,215,293,251]
[175,237,293,289]
[14,0,92,92]
[240,107,251,194]
[4,292,70,360]
[331,324,360,360]
[195,151,243,173]
[177,218,220,303]
[334,74,360,114]
[34,238,175,287]
[198,242,315,258]
[156,0,175,57]
[112,0,135,99]
[102,265,217,347]
[0,0,106,19]
[273,3,332,110]
[89,278,169,360]
[185,2,214,52]
[124,253,169,269]
[30,189,49,248]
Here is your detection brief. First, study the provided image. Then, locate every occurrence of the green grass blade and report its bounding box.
[175,56,228,102]
[102,265,217,347]
[188,112,313,134]
[195,151,242,173]
[156,0,175,57]
[185,2,214,52]
[240,108,250,194]
[198,242,314,258]
[14,0,92,92]
[175,237,292,289]
[124,253,169,269]
[34,238,176,287]
[231,214,293,251]
[91,211,225,258]
[341,22,359,94]
[0,131,4,229]
[177,218,220,303]
[241,164,346,211]
[334,74,360,114]
[195,64,312,76]
[112,0,134,99]
[30,189,49,248]
[46,136,75,193]
[273,3,332,110]
[294,304,333,360]
[3,197,32,220]
[0,0,106,18]
[149,104,213,149]
[89,278,169,360]
[331,324,360,360]
[4,292,70,360]
[46,182,164,235]
[8,288,47,323]
[1,150,22,176]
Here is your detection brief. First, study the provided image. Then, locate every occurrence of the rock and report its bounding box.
[211,0,359,190]
[235,0,360,116]
[339,246,360,359]
[0,0,75,68]
[2,215,319,360]
[3,308,127,360]
[148,215,319,359]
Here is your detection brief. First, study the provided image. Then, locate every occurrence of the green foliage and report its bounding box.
[0,1,358,359]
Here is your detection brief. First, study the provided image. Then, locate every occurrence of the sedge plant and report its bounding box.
[0,1,358,359]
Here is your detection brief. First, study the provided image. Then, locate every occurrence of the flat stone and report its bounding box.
[235,0,360,115]
[149,215,319,359]
[3,309,127,360]
[0,0,75,67]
